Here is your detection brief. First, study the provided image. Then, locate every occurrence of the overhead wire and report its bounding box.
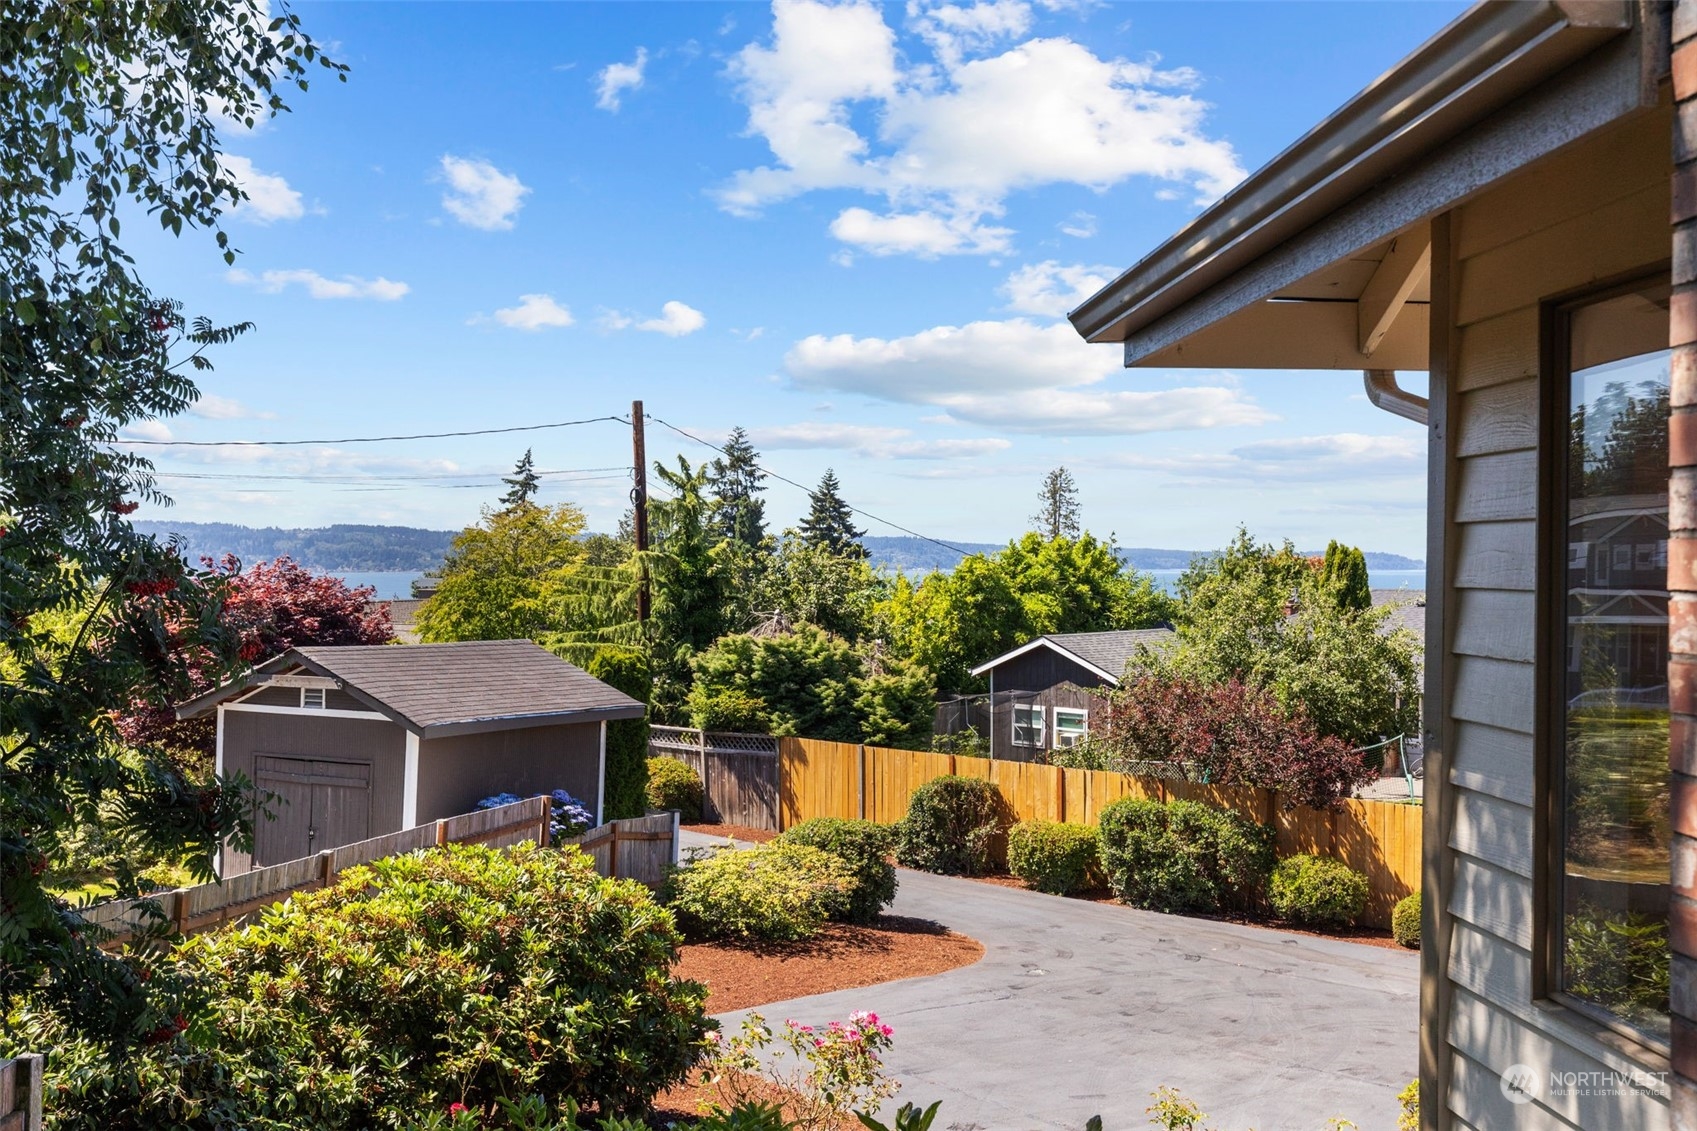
[120,414,627,447]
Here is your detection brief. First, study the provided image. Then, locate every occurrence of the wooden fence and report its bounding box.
[83,798,678,948]
[777,737,1423,929]
[650,726,780,829]
[0,1055,42,1131]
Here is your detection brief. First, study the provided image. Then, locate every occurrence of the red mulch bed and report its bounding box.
[674,915,984,1013]
[683,823,778,844]
[961,872,1415,951]
[651,1072,860,1130]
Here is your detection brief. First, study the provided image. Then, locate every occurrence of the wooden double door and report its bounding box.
[253,755,372,867]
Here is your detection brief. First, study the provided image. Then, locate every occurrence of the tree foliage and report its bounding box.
[0,0,343,1044]
[798,469,866,559]
[707,427,767,549]
[579,647,651,821]
[1031,466,1081,540]
[1320,540,1371,612]
[500,448,541,509]
[646,457,730,716]
[415,503,591,643]
[745,532,885,642]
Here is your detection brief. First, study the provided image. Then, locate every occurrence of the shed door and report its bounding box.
[253,755,372,866]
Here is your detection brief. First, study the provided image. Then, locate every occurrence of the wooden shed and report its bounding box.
[178,640,645,876]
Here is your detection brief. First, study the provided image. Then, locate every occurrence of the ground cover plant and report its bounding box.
[1268,855,1369,928]
[1008,819,1100,895]
[14,843,708,1129]
[1096,798,1274,914]
[896,775,1003,876]
[649,756,706,821]
[664,842,855,942]
[776,818,897,922]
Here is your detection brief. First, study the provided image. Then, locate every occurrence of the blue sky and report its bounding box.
[128,0,1467,558]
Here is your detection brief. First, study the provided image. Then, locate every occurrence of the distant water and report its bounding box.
[1145,567,1425,595]
[337,571,426,600]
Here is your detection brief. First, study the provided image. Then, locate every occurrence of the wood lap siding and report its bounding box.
[1439,101,1673,1129]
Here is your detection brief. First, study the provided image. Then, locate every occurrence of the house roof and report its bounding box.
[1067,0,1638,369]
[1372,589,1427,648]
[178,640,645,738]
[969,629,1175,685]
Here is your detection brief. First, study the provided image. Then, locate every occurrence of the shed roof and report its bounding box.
[178,640,645,738]
[969,628,1175,685]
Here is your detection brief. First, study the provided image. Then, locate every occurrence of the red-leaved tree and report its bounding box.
[114,556,392,762]
[1086,672,1373,809]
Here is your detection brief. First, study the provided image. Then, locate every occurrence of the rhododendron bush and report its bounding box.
[701,1011,899,1131]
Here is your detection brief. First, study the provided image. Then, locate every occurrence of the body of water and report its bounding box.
[339,571,426,600]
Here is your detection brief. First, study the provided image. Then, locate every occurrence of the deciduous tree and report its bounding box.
[416,503,589,643]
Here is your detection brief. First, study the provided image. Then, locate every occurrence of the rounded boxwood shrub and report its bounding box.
[1392,891,1422,948]
[776,817,897,923]
[662,841,855,942]
[646,755,704,821]
[1270,853,1370,928]
[895,774,1004,876]
[1096,798,1275,914]
[1008,819,1100,894]
[15,843,709,1129]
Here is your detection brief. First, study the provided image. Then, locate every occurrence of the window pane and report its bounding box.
[1560,284,1670,1045]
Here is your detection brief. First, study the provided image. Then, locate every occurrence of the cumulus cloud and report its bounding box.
[601,300,707,337]
[749,421,1011,459]
[227,268,409,300]
[1001,261,1116,317]
[220,155,305,223]
[717,0,1243,255]
[492,293,575,331]
[784,316,1271,435]
[121,420,173,442]
[596,47,649,110]
[438,156,530,230]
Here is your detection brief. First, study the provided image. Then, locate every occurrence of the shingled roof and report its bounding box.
[969,628,1175,685]
[178,640,645,738]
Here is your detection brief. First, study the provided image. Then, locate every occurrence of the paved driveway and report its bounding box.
[682,833,1419,1131]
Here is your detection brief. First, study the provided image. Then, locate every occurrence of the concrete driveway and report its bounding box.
[682,832,1419,1131]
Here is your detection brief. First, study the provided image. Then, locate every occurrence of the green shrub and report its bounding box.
[647,755,704,821]
[776,818,897,923]
[1269,854,1370,928]
[1096,798,1274,913]
[1392,891,1421,948]
[895,775,1004,876]
[14,843,709,1129]
[1008,820,1100,894]
[583,647,652,820]
[663,842,855,942]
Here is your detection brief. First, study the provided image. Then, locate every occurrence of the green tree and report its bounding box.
[798,469,866,559]
[0,0,343,1044]
[580,647,651,820]
[500,448,542,509]
[1320,540,1372,611]
[415,503,589,642]
[706,427,767,548]
[1032,466,1081,539]
[646,457,729,716]
[746,531,885,641]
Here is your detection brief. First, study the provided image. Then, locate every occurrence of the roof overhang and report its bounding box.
[969,638,1122,685]
[1069,0,1652,371]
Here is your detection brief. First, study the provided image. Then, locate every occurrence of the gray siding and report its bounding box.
[986,648,1109,761]
[415,721,601,825]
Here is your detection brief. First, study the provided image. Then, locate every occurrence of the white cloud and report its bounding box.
[492,293,575,331]
[190,394,273,420]
[1104,433,1424,483]
[227,268,409,301]
[1001,260,1116,317]
[121,420,173,442]
[717,0,1244,255]
[1059,210,1097,238]
[438,156,531,230]
[784,316,1272,436]
[596,47,649,111]
[220,155,304,223]
[750,420,1011,459]
[602,300,707,337]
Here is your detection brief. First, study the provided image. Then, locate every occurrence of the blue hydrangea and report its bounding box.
[475,789,594,839]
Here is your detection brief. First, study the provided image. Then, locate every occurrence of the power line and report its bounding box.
[644,413,975,558]
[120,414,627,447]
[151,467,630,484]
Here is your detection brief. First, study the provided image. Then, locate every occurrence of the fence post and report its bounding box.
[1055,765,1066,824]
[319,850,334,889]
[857,745,867,820]
[537,793,551,847]
[697,728,711,823]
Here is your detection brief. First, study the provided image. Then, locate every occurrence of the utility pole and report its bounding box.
[631,399,650,622]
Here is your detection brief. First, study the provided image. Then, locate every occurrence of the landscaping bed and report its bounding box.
[683,822,778,843]
[651,1074,860,1130]
[674,914,984,1012]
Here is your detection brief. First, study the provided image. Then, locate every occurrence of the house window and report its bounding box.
[301,687,327,710]
[1012,704,1044,747]
[1551,278,1669,1048]
[1053,708,1088,748]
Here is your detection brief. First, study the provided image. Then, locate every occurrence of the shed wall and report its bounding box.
[1439,100,1671,1128]
[986,648,1110,760]
[415,722,602,825]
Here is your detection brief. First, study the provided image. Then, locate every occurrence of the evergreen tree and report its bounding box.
[1032,467,1082,539]
[798,469,867,559]
[1320,540,1373,611]
[500,448,542,509]
[706,426,767,547]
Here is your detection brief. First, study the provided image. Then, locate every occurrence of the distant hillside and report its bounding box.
[133,522,456,572]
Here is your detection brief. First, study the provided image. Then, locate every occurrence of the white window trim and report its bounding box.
[1054,707,1089,748]
[596,720,607,827]
[222,702,387,722]
[300,687,327,710]
[402,732,420,828]
[1012,704,1045,748]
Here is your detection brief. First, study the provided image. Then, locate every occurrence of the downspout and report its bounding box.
[1364,369,1428,425]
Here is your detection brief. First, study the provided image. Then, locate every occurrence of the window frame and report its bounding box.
[1535,269,1672,1057]
[1053,707,1088,748]
[1012,703,1045,748]
[301,687,327,710]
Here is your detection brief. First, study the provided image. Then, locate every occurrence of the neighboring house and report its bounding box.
[1069,4,1688,1127]
[372,597,425,644]
[177,640,644,875]
[968,629,1173,760]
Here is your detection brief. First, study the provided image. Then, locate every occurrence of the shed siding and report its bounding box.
[219,710,406,875]
[986,648,1110,761]
[414,722,601,825]
[1439,99,1671,1128]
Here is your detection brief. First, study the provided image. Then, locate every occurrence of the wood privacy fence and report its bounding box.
[776,737,1423,929]
[0,1055,42,1131]
[650,725,780,829]
[83,799,679,948]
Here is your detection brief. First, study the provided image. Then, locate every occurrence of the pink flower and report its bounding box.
[846,1029,862,1042]
[815,1038,826,1049]
[705,1031,722,1044]
[879,1024,893,1037]
[448,1103,467,1115]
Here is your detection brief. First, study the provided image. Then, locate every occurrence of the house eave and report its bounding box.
[418,704,647,741]
[969,638,1122,685]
